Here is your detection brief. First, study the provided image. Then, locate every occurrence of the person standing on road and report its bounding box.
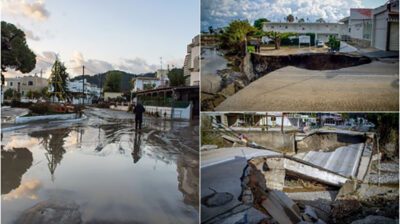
[133,101,145,130]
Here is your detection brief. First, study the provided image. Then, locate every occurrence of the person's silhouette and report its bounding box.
[131,131,142,163]
[133,102,145,130]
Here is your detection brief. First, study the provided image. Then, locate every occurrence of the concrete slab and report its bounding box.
[302,143,365,177]
[201,147,279,168]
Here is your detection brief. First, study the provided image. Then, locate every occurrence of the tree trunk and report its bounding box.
[274,37,281,50]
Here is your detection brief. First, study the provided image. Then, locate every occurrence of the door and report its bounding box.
[374,13,387,50]
[389,22,399,51]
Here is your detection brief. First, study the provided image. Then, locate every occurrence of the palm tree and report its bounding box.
[286,14,295,23]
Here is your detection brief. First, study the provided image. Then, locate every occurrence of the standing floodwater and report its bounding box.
[1,107,199,224]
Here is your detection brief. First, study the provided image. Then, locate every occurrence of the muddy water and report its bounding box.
[1,108,199,224]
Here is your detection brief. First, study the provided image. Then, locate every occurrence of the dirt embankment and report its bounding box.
[252,52,372,77]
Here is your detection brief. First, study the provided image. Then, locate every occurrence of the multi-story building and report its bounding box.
[68,79,101,104]
[371,0,399,51]
[262,22,348,43]
[4,74,48,97]
[262,0,398,51]
[340,8,373,47]
[184,35,200,86]
[156,69,169,86]
[131,77,163,93]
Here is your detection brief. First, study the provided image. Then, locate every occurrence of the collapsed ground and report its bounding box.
[201,49,398,111]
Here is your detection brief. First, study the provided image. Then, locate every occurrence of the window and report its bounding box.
[9,82,13,86]
[28,81,33,86]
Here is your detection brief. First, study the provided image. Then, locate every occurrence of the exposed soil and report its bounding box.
[252,52,371,77]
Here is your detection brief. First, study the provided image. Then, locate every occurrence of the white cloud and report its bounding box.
[3,0,50,21]
[166,58,184,69]
[3,51,56,78]
[201,0,362,30]
[16,23,40,41]
[69,51,114,77]
[117,58,158,74]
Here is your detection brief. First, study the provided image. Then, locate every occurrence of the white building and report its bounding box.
[184,35,200,86]
[131,77,163,93]
[262,22,348,43]
[68,79,101,104]
[156,69,169,86]
[371,0,399,51]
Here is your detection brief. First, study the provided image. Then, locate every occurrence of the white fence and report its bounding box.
[144,103,192,120]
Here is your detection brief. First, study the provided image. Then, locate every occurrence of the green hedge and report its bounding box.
[142,100,190,108]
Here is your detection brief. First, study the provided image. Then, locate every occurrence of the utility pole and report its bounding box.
[82,65,85,105]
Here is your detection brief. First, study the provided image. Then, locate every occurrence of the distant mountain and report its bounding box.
[70,70,156,92]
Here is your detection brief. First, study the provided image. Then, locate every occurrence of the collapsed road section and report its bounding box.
[201,113,399,224]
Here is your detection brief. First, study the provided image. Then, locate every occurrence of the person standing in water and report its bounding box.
[133,101,145,130]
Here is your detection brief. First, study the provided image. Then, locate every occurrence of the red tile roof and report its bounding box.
[356,9,372,17]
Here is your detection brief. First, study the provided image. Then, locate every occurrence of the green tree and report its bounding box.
[48,57,70,101]
[143,83,156,90]
[266,31,297,50]
[253,18,270,30]
[286,14,295,22]
[41,86,49,99]
[25,89,42,99]
[167,68,186,86]
[328,36,340,51]
[1,21,36,74]
[316,18,326,23]
[129,78,136,90]
[298,18,305,23]
[4,88,21,100]
[208,26,214,34]
[219,20,257,57]
[103,71,122,92]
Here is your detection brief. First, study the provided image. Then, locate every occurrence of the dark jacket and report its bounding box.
[133,103,145,120]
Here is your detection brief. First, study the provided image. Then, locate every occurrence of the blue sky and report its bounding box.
[201,0,389,31]
[2,0,199,78]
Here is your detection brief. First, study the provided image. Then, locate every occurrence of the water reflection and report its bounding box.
[3,179,42,200]
[177,155,199,211]
[29,129,70,181]
[131,131,142,163]
[2,108,199,223]
[1,148,33,194]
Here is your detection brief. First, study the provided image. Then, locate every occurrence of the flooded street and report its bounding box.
[1,107,199,224]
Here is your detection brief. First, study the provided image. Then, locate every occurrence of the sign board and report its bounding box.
[262,36,272,44]
[299,35,310,44]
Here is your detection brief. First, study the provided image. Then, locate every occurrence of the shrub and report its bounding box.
[29,103,50,115]
[247,46,255,52]
[4,89,21,100]
[328,36,340,51]
[96,102,110,108]
[11,100,32,108]
[25,90,42,99]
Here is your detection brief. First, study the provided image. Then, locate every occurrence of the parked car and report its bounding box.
[317,40,324,48]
